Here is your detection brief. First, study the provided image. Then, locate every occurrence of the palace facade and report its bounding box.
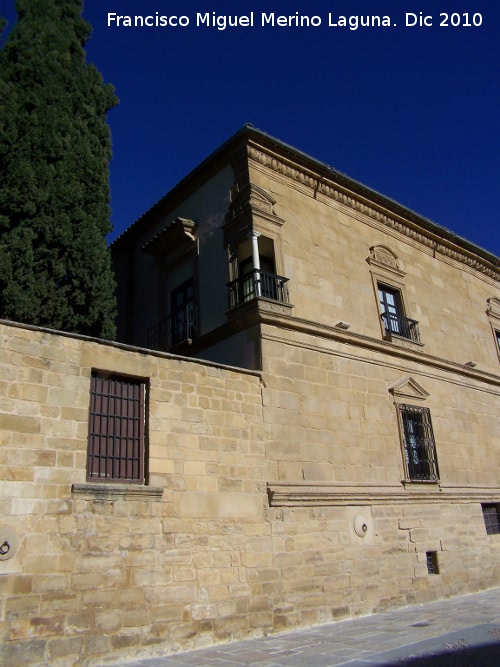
[1,126,500,665]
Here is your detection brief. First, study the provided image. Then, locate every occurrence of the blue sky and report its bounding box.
[2,1,499,256]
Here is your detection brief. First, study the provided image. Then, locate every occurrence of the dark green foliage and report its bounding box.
[0,0,118,339]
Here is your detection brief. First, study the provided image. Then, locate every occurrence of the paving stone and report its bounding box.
[109,589,500,667]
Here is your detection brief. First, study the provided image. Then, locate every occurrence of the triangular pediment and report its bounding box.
[388,376,429,401]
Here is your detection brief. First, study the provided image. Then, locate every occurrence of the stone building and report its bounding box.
[1,126,500,666]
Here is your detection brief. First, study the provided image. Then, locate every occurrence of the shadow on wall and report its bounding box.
[373,632,500,666]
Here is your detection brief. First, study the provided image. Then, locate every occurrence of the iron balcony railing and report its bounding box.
[381,311,421,343]
[148,305,198,352]
[227,269,290,309]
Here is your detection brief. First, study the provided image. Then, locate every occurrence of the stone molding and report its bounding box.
[259,313,500,389]
[367,245,407,283]
[369,244,400,270]
[367,257,407,282]
[226,182,285,227]
[142,217,198,269]
[383,334,424,352]
[389,376,430,401]
[487,297,500,320]
[267,481,500,507]
[223,182,286,250]
[226,294,294,325]
[71,483,164,501]
[247,144,500,282]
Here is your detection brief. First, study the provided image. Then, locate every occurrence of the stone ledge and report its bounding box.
[226,296,294,323]
[267,481,500,507]
[71,483,164,502]
[0,319,262,378]
[260,321,500,388]
[383,332,425,352]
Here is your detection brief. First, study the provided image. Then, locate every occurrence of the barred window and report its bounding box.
[426,551,439,575]
[87,373,146,483]
[482,504,500,535]
[398,404,439,482]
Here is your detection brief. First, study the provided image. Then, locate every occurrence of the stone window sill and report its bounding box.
[401,479,440,489]
[384,333,424,351]
[71,483,163,502]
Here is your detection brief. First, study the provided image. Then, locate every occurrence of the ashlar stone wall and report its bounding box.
[0,321,266,667]
[261,329,500,486]
[260,326,500,622]
[248,152,500,374]
[1,320,500,667]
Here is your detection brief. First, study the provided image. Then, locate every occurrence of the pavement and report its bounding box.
[110,587,500,667]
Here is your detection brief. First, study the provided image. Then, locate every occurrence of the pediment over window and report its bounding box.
[142,217,197,267]
[367,245,406,279]
[389,376,429,401]
[225,182,285,229]
[487,297,500,320]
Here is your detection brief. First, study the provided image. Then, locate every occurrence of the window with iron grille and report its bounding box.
[87,373,146,483]
[482,504,500,535]
[398,404,439,482]
[426,551,439,574]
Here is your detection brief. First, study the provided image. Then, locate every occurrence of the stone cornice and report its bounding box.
[267,481,500,507]
[247,142,500,282]
[142,217,198,270]
[258,307,500,390]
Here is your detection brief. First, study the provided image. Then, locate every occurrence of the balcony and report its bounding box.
[148,306,198,352]
[227,269,290,310]
[381,311,421,343]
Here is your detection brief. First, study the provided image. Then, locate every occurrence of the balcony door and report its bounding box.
[171,279,195,345]
[378,284,404,336]
[239,255,276,300]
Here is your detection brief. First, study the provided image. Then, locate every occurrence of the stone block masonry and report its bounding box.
[1,320,500,666]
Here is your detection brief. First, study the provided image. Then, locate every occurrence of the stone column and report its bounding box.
[251,231,261,297]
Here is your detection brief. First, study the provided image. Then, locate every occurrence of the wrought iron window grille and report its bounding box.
[398,404,439,482]
[482,504,500,535]
[426,551,439,574]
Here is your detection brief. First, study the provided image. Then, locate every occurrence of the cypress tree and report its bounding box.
[0,0,118,339]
